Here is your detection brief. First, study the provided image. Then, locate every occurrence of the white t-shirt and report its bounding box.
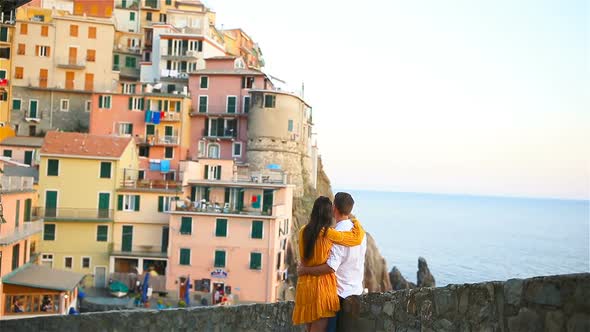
[326,219,367,298]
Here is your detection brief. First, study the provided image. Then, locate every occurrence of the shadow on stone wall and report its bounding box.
[2,273,588,332]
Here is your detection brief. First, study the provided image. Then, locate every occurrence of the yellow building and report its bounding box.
[0,10,16,138]
[38,131,138,288]
[10,6,119,136]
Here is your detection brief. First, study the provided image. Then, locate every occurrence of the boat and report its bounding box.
[109,281,129,298]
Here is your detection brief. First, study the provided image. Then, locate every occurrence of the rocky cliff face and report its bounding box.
[286,157,392,293]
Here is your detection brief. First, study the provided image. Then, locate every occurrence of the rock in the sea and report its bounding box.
[417,257,436,287]
[390,266,416,290]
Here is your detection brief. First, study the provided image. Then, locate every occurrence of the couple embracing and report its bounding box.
[293,192,367,332]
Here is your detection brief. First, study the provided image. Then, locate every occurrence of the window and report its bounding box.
[0,27,8,42]
[88,27,96,39]
[198,96,208,113]
[125,56,136,68]
[100,162,112,178]
[204,165,222,180]
[165,147,173,159]
[60,99,69,112]
[41,25,49,36]
[12,99,21,110]
[64,257,73,269]
[20,23,28,35]
[146,12,152,21]
[96,225,108,242]
[41,253,53,265]
[242,76,255,89]
[99,95,112,109]
[3,150,12,158]
[250,252,262,270]
[36,45,50,57]
[82,257,91,268]
[264,95,276,108]
[70,24,78,37]
[129,12,136,21]
[158,196,175,212]
[47,159,59,176]
[214,250,226,267]
[226,96,237,113]
[128,97,144,110]
[12,244,20,271]
[165,0,172,4]
[251,220,263,239]
[138,170,145,180]
[215,219,227,237]
[122,83,136,94]
[288,120,294,132]
[117,123,132,136]
[118,195,140,212]
[200,76,208,89]
[243,96,250,113]
[86,49,96,62]
[198,141,206,157]
[180,248,190,265]
[232,142,242,158]
[85,100,92,112]
[15,67,23,79]
[43,224,56,241]
[139,145,150,157]
[159,13,167,22]
[180,217,192,235]
[17,43,25,55]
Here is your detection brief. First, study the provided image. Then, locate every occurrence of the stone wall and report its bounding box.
[2,273,588,332]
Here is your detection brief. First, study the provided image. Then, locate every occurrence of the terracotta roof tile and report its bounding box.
[40,132,132,159]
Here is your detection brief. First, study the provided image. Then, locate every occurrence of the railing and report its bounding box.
[0,220,43,246]
[120,179,182,191]
[110,273,167,292]
[202,128,237,139]
[173,201,285,217]
[161,50,202,58]
[26,77,116,92]
[0,176,34,192]
[56,57,86,68]
[141,135,179,145]
[38,208,114,220]
[190,103,246,116]
[160,112,181,122]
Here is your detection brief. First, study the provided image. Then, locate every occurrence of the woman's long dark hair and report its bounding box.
[302,196,334,262]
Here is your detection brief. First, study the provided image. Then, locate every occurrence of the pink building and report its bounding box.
[166,159,293,304]
[0,136,44,168]
[187,56,273,164]
[89,83,192,181]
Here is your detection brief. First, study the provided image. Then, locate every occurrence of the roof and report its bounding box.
[189,68,265,76]
[41,132,132,159]
[0,136,44,148]
[2,264,84,291]
[206,56,238,60]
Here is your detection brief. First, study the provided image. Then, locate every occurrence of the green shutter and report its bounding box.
[24,199,32,222]
[97,225,108,242]
[146,124,155,135]
[128,97,133,110]
[227,97,236,113]
[100,162,111,178]
[180,248,190,265]
[214,250,225,267]
[216,166,222,180]
[250,252,262,270]
[244,96,250,113]
[288,120,294,132]
[0,27,7,42]
[204,187,210,201]
[134,195,140,211]
[99,95,103,108]
[251,220,263,239]
[199,96,207,113]
[43,224,55,241]
[140,98,145,110]
[215,219,227,237]
[15,200,20,228]
[12,99,21,110]
[224,188,230,204]
[158,196,164,212]
[117,195,123,211]
[204,165,209,179]
[3,150,12,157]
[47,159,59,176]
[180,217,192,235]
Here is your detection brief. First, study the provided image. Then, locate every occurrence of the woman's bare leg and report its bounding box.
[310,318,328,332]
[305,323,312,332]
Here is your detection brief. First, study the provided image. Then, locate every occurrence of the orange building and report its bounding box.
[73,0,113,18]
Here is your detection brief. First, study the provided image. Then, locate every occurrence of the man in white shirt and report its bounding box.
[298,192,367,332]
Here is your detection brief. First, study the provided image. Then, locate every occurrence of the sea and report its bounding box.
[337,189,590,286]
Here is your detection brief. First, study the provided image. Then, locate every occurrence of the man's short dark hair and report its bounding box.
[334,192,354,215]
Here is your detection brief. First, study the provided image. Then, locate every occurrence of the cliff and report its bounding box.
[286,157,392,293]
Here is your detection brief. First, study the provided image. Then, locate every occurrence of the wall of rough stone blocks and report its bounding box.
[1,273,587,332]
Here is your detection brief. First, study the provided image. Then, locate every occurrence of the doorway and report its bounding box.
[212,282,224,304]
[45,190,57,217]
[24,150,33,166]
[98,193,110,218]
[95,266,107,288]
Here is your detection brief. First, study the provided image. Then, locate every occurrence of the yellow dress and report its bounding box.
[292,218,365,325]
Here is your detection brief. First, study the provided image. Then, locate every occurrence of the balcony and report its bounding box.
[38,208,114,221]
[0,176,34,192]
[140,135,179,146]
[202,128,237,140]
[161,50,202,61]
[0,220,43,246]
[160,112,181,122]
[120,178,182,192]
[110,245,167,258]
[172,200,286,218]
[56,57,86,69]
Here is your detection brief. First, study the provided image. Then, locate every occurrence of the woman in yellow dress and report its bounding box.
[292,196,365,332]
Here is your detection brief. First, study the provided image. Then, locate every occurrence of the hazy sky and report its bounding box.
[207,0,589,200]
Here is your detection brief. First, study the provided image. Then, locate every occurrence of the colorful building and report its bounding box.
[0,136,43,167]
[0,7,16,139]
[38,131,137,287]
[222,28,264,69]
[0,159,42,319]
[166,158,293,304]
[10,6,118,136]
[187,56,273,165]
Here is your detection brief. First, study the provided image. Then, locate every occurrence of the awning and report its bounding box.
[2,264,84,291]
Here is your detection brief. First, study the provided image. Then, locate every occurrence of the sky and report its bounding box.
[206,0,589,200]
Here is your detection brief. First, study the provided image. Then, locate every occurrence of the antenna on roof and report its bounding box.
[301,81,304,99]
